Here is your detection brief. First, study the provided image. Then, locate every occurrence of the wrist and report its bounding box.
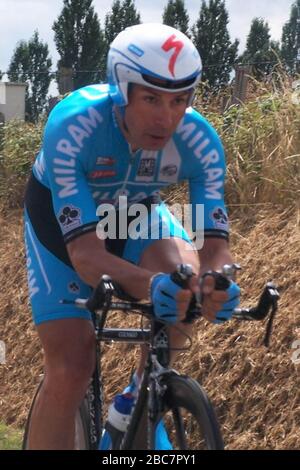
[147,272,165,301]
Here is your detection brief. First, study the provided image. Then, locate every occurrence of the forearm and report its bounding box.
[72,244,154,299]
[196,239,235,321]
[198,239,233,276]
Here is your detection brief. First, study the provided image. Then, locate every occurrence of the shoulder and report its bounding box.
[44,84,112,141]
[176,107,223,149]
[174,107,225,174]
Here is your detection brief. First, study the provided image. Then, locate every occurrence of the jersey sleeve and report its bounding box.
[42,104,100,244]
[186,115,229,242]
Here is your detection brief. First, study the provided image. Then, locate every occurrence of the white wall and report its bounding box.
[0,83,6,104]
[0,83,6,121]
[0,82,26,121]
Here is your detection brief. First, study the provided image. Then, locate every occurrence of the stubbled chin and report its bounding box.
[143,136,169,150]
[141,143,166,150]
[130,136,170,151]
[131,142,162,151]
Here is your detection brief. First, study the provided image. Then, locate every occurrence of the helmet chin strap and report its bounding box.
[120,107,130,134]
[118,105,126,120]
[114,105,129,134]
[114,106,141,154]
[115,106,139,152]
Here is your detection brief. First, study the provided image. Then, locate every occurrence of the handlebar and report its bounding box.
[232,282,279,347]
[61,264,279,348]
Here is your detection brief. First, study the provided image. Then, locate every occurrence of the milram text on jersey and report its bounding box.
[32,84,229,242]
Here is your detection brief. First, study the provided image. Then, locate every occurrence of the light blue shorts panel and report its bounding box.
[24,210,92,326]
[122,202,193,265]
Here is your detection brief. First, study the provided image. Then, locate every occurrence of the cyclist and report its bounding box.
[24,23,240,449]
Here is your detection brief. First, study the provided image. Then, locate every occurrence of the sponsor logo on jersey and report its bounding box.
[96,157,115,166]
[176,119,224,200]
[54,107,104,198]
[58,205,82,233]
[137,158,156,177]
[68,282,80,294]
[161,164,178,177]
[210,207,228,230]
[89,170,116,179]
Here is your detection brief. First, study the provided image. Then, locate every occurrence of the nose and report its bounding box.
[153,102,174,129]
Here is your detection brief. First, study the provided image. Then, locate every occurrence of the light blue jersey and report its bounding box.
[33,84,229,243]
[24,84,229,325]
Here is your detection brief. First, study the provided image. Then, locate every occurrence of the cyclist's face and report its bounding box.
[123,84,191,151]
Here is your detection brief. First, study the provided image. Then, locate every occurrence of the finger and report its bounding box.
[202,302,223,322]
[176,289,191,302]
[188,276,201,295]
[201,275,215,295]
[176,290,192,321]
[203,301,223,318]
[206,298,224,310]
[210,291,228,303]
[202,308,217,322]
[202,296,223,322]
[202,288,223,308]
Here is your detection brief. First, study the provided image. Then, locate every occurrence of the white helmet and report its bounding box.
[107,23,202,107]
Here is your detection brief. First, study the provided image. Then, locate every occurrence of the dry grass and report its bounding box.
[0,206,299,449]
[0,75,299,448]
[202,77,300,212]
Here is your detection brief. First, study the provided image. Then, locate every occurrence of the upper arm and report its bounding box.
[42,110,100,245]
[185,117,229,242]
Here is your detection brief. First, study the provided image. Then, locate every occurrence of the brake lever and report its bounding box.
[86,274,115,313]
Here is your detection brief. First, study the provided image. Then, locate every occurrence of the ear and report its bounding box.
[127,83,136,103]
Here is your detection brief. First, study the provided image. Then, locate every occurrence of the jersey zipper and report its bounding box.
[113,148,138,207]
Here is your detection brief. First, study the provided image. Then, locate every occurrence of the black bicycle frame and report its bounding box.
[88,301,171,450]
[120,366,150,449]
[87,305,144,449]
[86,312,103,450]
[119,319,171,450]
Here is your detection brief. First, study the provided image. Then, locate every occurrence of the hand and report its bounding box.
[201,275,240,323]
[214,281,240,324]
[150,273,192,324]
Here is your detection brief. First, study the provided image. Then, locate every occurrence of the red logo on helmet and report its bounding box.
[162,34,184,77]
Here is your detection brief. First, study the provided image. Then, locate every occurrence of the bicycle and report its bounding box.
[22,264,279,450]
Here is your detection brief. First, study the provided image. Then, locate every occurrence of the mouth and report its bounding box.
[147,134,168,142]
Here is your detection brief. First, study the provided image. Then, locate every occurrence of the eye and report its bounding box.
[174,96,188,105]
[143,95,157,103]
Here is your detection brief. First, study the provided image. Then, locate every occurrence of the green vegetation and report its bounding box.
[0,119,44,208]
[0,422,22,450]
[201,77,300,211]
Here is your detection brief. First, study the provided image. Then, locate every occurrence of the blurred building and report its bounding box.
[0,82,26,122]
